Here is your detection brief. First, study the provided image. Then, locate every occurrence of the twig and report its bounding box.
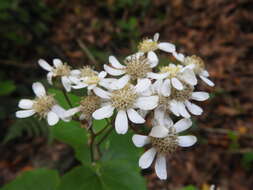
[76,39,100,69]
[97,126,114,146]
[62,90,73,108]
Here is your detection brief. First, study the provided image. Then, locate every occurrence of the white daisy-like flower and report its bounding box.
[137,33,176,66]
[173,53,214,87]
[132,117,197,180]
[16,82,67,126]
[169,83,209,118]
[159,63,197,92]
[104,55,168,90]
[38,58,76,92]
[69,66,114,93]
[92,79,159,134]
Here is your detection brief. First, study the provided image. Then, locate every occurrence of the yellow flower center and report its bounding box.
[170,82,194,102]
[184,55,205,73]
[138,39,158,53]
[150,128,178,155]
[124,55,151,80]
[80,95,101,118]
[32,95,56,118]
[80,66,97,78]
[111,85,137,110]
[52,64,71,76]
[160,65,181,78]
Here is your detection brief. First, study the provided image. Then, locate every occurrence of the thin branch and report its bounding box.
[62,90,73,108]
[97,126,114,146]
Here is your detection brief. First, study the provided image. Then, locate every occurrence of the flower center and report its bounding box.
[32,95,56,118]
[80,95,101,118]
[138,39,158,53]
[80,66,97,78]
[150,128,178,154]
[184,55,205,73]
[158,95,169,105]
[160,65,181,78]
[83,76,100,85]
[53,64,71,76]
[111,85,138,110]
[124,55,152,80]
[170,82,194,102]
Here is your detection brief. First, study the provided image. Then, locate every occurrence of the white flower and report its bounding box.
[173,53,214,87]
[137,33,176,66]
[132,118,197,180]
[70,66,114,93]
[92,79,159,134]
[38,59,75,92]
[159,63,197,92]
[16,82,67,126]
[104,55,167,90]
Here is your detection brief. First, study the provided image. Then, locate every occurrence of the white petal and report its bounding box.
[139,148,157,169]
[32,82,46,97]
[158,42,176,53]
[47,111,59,126]
[109,56,126,69]
[178,102,190,118]
[104,64,125,76]
[92,105,114,120]
[155,155,167,180]
[18,99,34,109]
[98,71,107,78]
[53,58,63,67]
[135,78,151,93]
[178,135,197,147]
[199,75,215,87]
[164,114,173,127]
[93,87,111,99]
[181,69,197,86]
[171,78,183,90]
[185,100,203,115]
[16,110,35,118]
[173,52,185,62]
[88,84,96,90]
[51,105,69,121]
[70,69,81,76]
[135,96,158,110]
[173,118,192,133]
[169,100,180,116]
[201,70,209,77]
[149,125,168,138]
[127,108,145,124]
[72,83,88,89]
[148,51,158,67]
[191,92,209,101]
[109,74,130,90]
[132,135,150,147]
[153,33,159,42]
[47,72,53,85]
[146,72,168,79]
[61,76,71,92]
[115,110,128,134]
[154,107,165,126]
[64,107,80,118]
[38,59,53,71]
[161,79,171,96]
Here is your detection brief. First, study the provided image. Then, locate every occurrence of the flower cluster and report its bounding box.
[16,33,214,180]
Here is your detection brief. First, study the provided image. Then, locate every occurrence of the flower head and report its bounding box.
[16,82,67,126]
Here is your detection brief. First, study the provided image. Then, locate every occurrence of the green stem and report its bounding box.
[62,90,73,108]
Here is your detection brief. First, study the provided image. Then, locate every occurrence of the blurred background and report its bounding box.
[0,0,253,189]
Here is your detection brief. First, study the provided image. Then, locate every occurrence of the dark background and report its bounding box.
[0,0,253,189]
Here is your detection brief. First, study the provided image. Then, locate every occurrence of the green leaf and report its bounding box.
[48,88,80,109]
[1,169,60,190]
[242,152,253,170]
[0,80,16,96]
[101,130,142,162]
[57,160,146,190]
[180,185,198,190]
[51,121,90,164]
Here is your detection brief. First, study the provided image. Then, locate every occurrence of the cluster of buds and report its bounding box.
[16,33,214,180]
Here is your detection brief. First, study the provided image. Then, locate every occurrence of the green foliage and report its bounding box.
[3,117,51,144]
[58,160,146,190]
[180,185,198,190]
[241,152,253,171]
[51,121,90,164]
[1,169,60,190]
[227,131,240,150]
[0,80,16,96]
